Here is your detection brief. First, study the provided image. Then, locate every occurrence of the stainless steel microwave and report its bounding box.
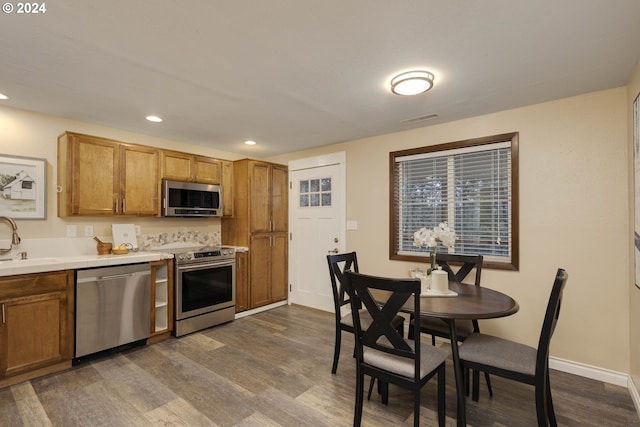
[161,180,223,217]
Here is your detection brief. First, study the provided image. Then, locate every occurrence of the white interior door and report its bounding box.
[288,153,345,312]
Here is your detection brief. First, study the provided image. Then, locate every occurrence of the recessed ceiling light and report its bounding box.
[0,93,9,100]
[245,140,257,145]
[145,115,163,123]
[390,70,435,96]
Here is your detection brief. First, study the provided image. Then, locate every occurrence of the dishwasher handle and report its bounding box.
[77,270,150,284]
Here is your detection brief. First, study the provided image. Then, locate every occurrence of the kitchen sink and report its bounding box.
[0,257,62,264]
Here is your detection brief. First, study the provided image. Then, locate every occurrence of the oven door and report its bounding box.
[175,259,235,320]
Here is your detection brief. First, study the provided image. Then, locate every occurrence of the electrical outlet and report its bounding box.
[84,225,94,237]
[134,225,141,236]
[66,225,77,237]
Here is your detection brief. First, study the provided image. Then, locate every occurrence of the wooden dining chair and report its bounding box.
[326,252,405,374]
[409,253,484,344]
[408,253,492,396]
[344,270,447,427]
[459,268,568,427]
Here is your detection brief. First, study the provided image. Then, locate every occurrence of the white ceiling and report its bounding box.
[2,1,640,157]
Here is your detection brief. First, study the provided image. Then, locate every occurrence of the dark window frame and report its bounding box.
[389,132,519,271]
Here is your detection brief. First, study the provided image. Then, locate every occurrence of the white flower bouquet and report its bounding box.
[413,222,457,273]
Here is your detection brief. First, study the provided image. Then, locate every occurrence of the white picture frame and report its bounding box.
[0,154,46,219]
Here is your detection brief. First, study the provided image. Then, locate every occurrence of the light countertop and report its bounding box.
[0,251,173,277]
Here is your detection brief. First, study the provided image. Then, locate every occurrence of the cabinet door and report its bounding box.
[0,292,66,377]
[249,234,272,308]
[121,145,160,215]
[162,151,194,181]
[270,232,288,303]
[271,165,289,232]
[235,251,249,312]
[193,157,222,184]
[0,271,73,380]
[221,160,234,217]
[66,134,119,215]
[249,162,272,233]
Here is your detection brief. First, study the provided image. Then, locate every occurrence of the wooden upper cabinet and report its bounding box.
[250,162,272,232]
[249,161,289,233]
[270,165,289,232]
[57,132,160,217]
[221,160,234,217]
[121,144,160,215]
[161,150,222,184]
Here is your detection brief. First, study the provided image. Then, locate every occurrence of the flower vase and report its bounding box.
[428,247,437,275]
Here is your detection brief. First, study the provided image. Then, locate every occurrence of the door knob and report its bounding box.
[328,248,339,254]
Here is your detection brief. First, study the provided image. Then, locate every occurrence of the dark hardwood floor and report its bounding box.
[1,304,638,426]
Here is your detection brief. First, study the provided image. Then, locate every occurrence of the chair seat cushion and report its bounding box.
[459,333,537,376]
[341,310,404,332]
[340,309,373,329]
[363,340,448,379]
[414,316,474,340]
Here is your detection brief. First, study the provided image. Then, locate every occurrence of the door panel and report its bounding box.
[289,160,344,312]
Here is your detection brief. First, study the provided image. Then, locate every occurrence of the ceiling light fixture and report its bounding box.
[145,115,163,123]
[390,70,435,96]
[0,93,9,100]
[245,140,256,145]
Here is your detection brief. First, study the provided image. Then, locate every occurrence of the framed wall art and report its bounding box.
[0,154,46,219]
[634,93,640,289]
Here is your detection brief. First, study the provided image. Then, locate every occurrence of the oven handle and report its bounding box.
[176,260,235,272]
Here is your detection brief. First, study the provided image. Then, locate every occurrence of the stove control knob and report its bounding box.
[185,253,193,260]
[177,254,184,261]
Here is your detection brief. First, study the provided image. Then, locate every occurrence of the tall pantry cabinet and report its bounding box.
[222,159,288,311]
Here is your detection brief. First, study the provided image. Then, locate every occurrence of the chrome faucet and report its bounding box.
[0,216,20,254]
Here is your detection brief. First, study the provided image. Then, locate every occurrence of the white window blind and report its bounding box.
[391,136,517,267]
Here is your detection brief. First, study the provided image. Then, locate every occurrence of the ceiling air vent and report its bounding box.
[400,113,439,125]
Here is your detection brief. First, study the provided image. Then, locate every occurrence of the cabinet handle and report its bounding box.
[115,199,119,213]
[122,198,126,214]
[1,303,5,324]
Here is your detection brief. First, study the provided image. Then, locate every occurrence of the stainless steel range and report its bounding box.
[169,245,236,337]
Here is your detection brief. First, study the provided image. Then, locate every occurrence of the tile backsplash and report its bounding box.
[138,228,221,250]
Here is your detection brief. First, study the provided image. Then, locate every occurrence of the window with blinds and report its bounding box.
[390,132,519,270]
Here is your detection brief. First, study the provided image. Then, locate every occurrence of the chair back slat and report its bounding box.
[536,268,568,375]
[436,253,483,285]
[327,252,359,312]
[345,271,420,360]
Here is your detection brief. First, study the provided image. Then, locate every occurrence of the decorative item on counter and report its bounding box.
[112,243,132,255]
[413,221,457,274]
[112,224,138,252]
[430,267,449,293]
[94,236,112,255]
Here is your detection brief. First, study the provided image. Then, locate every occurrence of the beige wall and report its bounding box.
[628,58,640,388]
[0,106,244,240]
[271,88,631,373]
[0,87,633,373]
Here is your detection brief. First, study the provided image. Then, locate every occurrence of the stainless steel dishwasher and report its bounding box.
[75,263,151,359]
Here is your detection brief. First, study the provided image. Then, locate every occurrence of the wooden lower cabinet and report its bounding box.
[235,251,249,312]
[0,270,74,388]
[249,233,288,309]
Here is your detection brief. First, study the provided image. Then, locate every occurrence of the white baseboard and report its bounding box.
[628,375,640,416]
[551,357,640,418]
[234,300,288,319]
[549,356,628,387]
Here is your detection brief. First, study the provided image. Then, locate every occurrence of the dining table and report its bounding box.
[405,281,519,427]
